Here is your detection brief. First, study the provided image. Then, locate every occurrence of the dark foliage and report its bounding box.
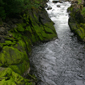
[0,0,30,19]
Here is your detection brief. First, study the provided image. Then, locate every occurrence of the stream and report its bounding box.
[30,0,85,85]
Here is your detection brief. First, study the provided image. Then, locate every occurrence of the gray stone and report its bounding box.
[57,5,60,7]
[47,6,52,10]
[0,27,6,35]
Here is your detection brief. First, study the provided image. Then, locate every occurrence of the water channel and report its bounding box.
[30,0,85,85]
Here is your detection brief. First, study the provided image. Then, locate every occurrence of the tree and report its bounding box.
[0,0,30,19]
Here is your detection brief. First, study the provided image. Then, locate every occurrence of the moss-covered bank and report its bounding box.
[0,0,57,85]
[68,0,85,41]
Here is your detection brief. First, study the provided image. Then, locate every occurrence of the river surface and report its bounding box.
[30,1,85,85]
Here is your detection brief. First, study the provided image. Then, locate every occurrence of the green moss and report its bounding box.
[12,32,22,40]
[17,23,25,32]
[31,34,38,43]
[0,0,58,84]
[32,24,57,41]
[16,39,26,51]
[81,7,85,16]
[0,68,34,85]
[69,22,85,41]
[68,6,73,12]
[33,25,44,41]
[76,27,85,40]
[0,46,28,66]
[0,40,16,47]
[33,25,43,32]
[9,60,30,75]
[26,26,32,32]
[5,40,16,45]
[69,23,78,31]
[23,36,32,53]
[78,0,82,4]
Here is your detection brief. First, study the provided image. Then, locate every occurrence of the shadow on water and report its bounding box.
[30,1,85,85]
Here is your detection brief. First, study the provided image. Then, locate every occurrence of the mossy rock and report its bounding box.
[0,67,35,85]
[30,34,38,43]
[76,27,85,40]
[0,46,28,67]
[33,25,57,41]
[69,22,85,41]
[69,22,78,31]
[15,39,26,52]
[16,23,25,32]
[9,60,30,75]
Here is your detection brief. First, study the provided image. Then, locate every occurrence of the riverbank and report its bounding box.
[0,0,57,84]
[68,0,85,41]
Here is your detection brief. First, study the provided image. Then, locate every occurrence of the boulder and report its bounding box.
[57,5,60,7]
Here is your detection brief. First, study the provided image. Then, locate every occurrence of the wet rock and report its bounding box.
[52,0,60,3]
[47,6,52,10]
[0,27,7,35]
[0,38,5,43]
[44,4,48,8]
[57,5,60,7]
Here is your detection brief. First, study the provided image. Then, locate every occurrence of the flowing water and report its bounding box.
[30,1,85,85]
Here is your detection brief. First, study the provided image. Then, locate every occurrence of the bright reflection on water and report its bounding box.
[30,0,85,85]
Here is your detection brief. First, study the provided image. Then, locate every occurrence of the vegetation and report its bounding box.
[0,0,57,84]
[0,0,46,19]
[81,7,85,16]
[77,0,82,4]
[0,0,30,19]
